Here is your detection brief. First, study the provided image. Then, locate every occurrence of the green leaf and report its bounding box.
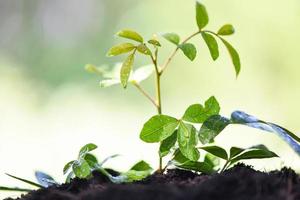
[229,147,244,158]
[179,43,197,61]
[5,173,43,188]
[116,29,143,43]
[199,115,230,144]
[137,44,152,55]
[200,146,228,160]
[183,96,220,123]
[120,53,135,88]
[122,160,153,182]
[230,145,278,164]
[196,1,209,30]
[178,161,214,173]
[79,143,98,157]
[130,64,154,83]
[201,32,219,60]
[140,115,179,143]
[148,39,161,47]
[172,150,213,173]
[0,186,31,192]
[122,170,151,182]
[130,160,153,171]
[159,130,177,157]
[204,153,220,169]
[162,33,180,45]
[107,43,136,57]
[220,38,241,76]
[172,149,190,165]
[217,24,235,36]
[72,160,91,179]
[63,160,75,175]
[84,153,98,168]
[177,122,200,161]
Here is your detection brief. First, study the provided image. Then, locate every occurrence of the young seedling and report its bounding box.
[87,1,300,174]
[63,143,153,183]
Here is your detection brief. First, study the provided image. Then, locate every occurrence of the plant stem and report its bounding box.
[155,31,201,171]
[132,81,158,108]
[220,160,230,173]
[160,31,201,74]
[151,52,163,172]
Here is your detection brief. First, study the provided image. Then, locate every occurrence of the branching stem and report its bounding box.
[136,31,204,172]
[160,31,201,74]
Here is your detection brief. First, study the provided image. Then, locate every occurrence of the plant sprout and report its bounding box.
[2,2,300,196]
[86,0,300,175]
[63,143,153,183]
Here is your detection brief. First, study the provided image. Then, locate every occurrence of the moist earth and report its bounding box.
[5,164,300,200]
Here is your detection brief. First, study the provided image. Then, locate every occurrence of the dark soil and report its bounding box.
[5,164,300,200]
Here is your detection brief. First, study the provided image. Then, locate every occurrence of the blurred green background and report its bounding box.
[1,0,300,198]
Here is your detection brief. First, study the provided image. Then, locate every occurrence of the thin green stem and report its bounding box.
[132,81,158,108]
[220,160,230,172]
[160,31,201,74]
[151,50,163,172]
